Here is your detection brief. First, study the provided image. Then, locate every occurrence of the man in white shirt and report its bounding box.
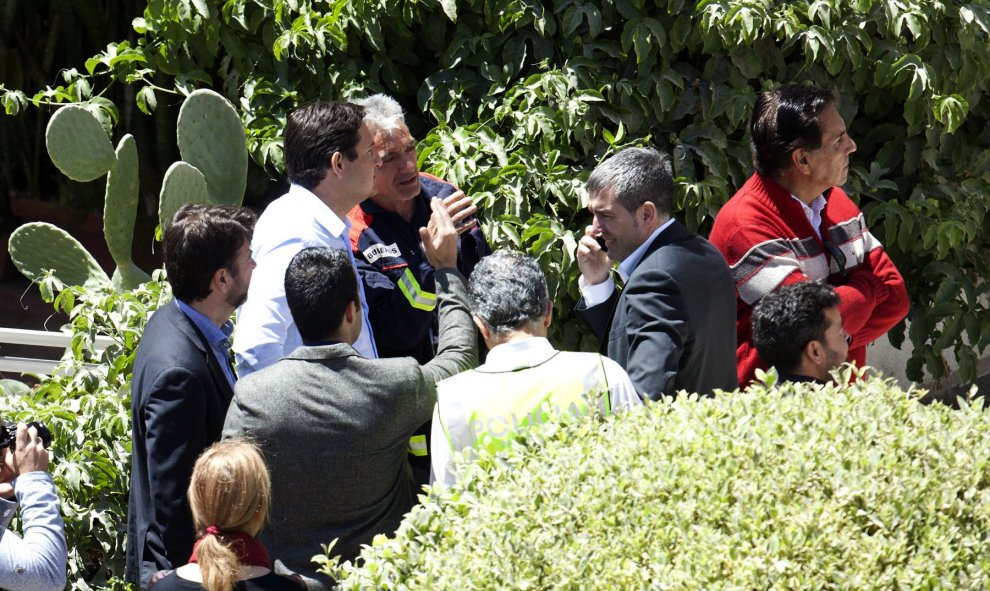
[431,251,641,486]
[235,101,383,375]
[575,147,738,400]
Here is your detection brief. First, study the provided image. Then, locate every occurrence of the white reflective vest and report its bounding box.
[436,351,612,457]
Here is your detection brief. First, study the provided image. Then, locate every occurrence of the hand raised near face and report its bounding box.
[420,198,459,270]
[442,191,479,235]
[13,423,49,475]
[576,224,611,286]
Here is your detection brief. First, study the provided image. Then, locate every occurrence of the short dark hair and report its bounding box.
[586,147,675,216]
[284,247,358,342]
[164,204,255,302]
[284,101,365,189]
[752,281,841,373]
[750,85,836,177]
[468,250,548,337]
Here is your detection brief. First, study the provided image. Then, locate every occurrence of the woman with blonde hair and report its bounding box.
[149,440,301,591]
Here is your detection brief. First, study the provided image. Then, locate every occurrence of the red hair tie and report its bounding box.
[205,525,221,536]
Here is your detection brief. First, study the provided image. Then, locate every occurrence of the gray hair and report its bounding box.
[468,250,549,337]
[353,94,405,133]
[585,147,675,215]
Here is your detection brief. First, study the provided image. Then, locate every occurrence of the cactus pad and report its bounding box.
[159,161,210,231]
[111,262,153,291]
[9,222,111,290]
[104,134,140,265]
[177,89,248,207]
[45,105,117,182]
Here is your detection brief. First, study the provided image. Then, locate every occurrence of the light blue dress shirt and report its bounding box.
[175,299,236,388]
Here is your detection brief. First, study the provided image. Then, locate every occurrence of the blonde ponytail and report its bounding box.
[188,439,272,591]
[195,533,242,591]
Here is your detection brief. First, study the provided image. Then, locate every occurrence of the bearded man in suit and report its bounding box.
[126,204,256,588]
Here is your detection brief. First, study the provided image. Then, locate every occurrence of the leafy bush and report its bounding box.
[324,371,990,589]
[0,272,170,590]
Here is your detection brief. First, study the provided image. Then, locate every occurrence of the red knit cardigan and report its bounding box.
[710,173,910,386]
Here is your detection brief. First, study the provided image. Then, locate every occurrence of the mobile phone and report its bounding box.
[594,235,608,252]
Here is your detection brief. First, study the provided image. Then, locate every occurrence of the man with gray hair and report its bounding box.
[430,250,640,486]
[576,147,738,399]
[347,94,490,483]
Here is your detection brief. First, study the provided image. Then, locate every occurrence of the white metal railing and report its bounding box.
[0,327,113,375]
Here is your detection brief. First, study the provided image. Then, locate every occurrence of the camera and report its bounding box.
[0,421,52,451]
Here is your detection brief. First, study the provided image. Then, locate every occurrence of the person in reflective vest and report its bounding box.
[430,251,642,486]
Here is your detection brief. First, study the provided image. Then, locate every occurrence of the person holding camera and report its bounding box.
[0,422,67,591]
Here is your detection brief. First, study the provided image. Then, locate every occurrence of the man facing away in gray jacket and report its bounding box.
[223,200,476,590]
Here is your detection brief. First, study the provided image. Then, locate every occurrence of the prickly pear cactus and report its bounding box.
[177,89,248,207]
[8,222,111,290]
[159,162,210,232]
[45,106,116,182]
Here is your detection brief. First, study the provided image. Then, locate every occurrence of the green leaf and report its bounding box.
[136,86,157,115]
[933,94,969,134]
[439,0,457,22]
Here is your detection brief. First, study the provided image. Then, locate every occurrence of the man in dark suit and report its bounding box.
[126,204,256,588]
[223,201,475,590]
[575,147,738,400]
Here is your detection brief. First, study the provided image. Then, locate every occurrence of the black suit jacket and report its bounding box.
[125,300,235,588]
[577,220,738,400]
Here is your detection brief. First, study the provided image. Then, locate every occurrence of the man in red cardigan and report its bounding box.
[710,84,909,386]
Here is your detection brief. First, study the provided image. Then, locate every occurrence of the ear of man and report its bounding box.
[343,299,356,325]
[207,266,229,299]
[329,151,345,177]
[334,299,361,344]
[472,315,492,341]
[805,339,825,366]
[640,200,656,223]
[791,148,812,176]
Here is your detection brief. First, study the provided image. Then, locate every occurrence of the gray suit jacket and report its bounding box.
[222,269,476,590]
[577,220,738,400]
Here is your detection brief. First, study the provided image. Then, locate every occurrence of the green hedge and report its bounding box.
[324,371,990,589]
[3,0,990,380]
